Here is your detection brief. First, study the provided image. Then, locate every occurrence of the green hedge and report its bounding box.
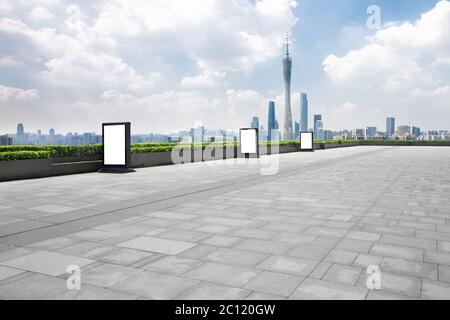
[0,151,51,161]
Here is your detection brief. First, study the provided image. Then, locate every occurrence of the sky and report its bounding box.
[0,0,449,134]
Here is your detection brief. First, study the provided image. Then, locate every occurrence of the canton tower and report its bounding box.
[282,34,293,141]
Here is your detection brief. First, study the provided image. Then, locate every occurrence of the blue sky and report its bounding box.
[0,0,449,133]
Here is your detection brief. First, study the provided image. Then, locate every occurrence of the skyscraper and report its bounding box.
[314,114,322,138]
[267,101,276,141]
[300,93,308,132]
[16,123,24,145]
[386,117,395,136]
[282,35,293,141]
[251,117,259,130]
[294,121,299,139]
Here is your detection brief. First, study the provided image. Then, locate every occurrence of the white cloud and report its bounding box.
[30,6,54,21]
[181,71,227,88]
[331,102,358,115]
[0,85,39,102]
[323,1,450,93]
[40,51,154,91]
[0,56,20,66]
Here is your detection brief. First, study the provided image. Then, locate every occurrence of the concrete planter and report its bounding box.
[52,155,102,163]
[0,158,51,181]
[131,152,173,168]
[322,142,359,149]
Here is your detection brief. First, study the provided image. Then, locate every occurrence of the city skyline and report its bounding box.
[0,1,449,134]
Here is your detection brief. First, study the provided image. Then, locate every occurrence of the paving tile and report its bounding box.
[203,248,267,267]
[26,237,79,251]
[358,271,421,298]
[309,262,333,279]
[118,236,196,255]
[82,263,143,287]
[323,264,362,285]
[245,292,285,300]
[353,254,382,268]
[424,250,450,266]
[346,231,380,242]
[438,265,450,283]
[370,243,423,261]
[381,257,437,280]
[336,238,373,253]
[256,255,319,277]
[111,270,198,299]
[143,255,202,275]
[366,290,416,300]
[324,249,358,265]
[0,247,34,263]
[200,235,242,247]
[177,282,251,300]
[98,248,154,266]
[0,265,25,281]
[290,278,368,300]
[244,271,304,297]
[185,262,259,287]
[235,239,293,255]
[380,234,436,250]
[230,228,276,240]
[30,204,78,214]
[287,244,331,260]
[421,279,450,299]
[0,273,138,300]
[1,251,95,276]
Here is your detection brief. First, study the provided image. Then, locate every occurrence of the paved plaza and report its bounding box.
[1,146,450,299]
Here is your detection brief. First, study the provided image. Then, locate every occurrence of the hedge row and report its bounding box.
[0,151,51,161]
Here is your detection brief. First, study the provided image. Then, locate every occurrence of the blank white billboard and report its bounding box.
[240,129,258,154]
[300,132,314,150]
[104,124,126,165]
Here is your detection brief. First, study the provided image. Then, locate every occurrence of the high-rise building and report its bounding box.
[282,35,293,141]
[267,101,276,141]
[294,121,299,140]
[412,126,421,137]
[314,114,322,138]
[0,135,12,146]
[386,117,395,136]
[300,93,308,132]
[366,127,377,138]
[251,117,259,130]
[316,120,324,140]
[397,125,411,136]
[16,123,24,145]
[17,123,24,135]
[49,128,55,144]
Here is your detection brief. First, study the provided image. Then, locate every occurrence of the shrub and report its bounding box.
[0,151,51,161]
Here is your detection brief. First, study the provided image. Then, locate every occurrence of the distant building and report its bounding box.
[316,120,324,140]
[386,117,395,136]
[366,127,377,139]
[294,121,299,140]
[300,93,308,132]
[314,115,322,138]
[282,35,293,141]
[0,134,12,146]
[412,126,421,138]
[251,116,259,130]
[190,126,205,143]
[353,129,365,140]
[397,125,411,136]
[267,101,276,141]
[16,123,24,145]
